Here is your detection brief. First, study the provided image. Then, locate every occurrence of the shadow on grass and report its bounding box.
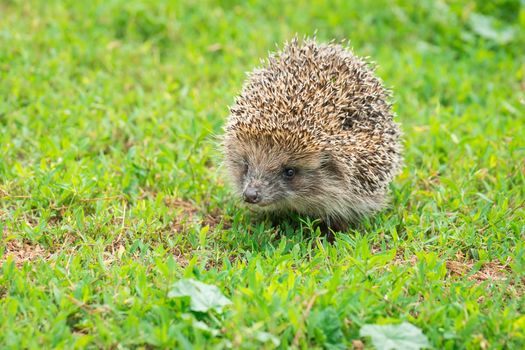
[223,207,397,253]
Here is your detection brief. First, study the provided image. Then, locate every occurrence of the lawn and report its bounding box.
[1,0,524,349]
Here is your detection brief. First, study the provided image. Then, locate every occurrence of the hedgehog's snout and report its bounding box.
[243,186,261,204]
[242,175,274,206]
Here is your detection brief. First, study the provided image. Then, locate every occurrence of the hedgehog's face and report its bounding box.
[225,139,337,210]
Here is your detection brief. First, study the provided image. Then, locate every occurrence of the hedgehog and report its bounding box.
[222,37,402,231]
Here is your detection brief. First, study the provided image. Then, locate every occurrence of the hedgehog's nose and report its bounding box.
[243,187,261,204]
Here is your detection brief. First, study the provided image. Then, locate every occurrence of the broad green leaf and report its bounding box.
[254,331,280,347]
[168,279,232,313]
[307,307,345,350]
[468,13,515,44]
[359,322,430,350]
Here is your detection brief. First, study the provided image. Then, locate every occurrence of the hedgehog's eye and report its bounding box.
[283,167,296,179]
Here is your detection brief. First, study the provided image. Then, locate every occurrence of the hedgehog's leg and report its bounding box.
[330,219,350,233]
[315,216,340,243]
[316,222,335,243]
[323,215,353,241]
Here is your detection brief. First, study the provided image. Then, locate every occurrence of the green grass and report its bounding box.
[1,0,524,348]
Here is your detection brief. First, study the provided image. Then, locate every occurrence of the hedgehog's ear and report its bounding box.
[319,151,334,165]
[320,152,342,177]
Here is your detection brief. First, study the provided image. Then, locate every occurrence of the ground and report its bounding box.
[1,0,524,349]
